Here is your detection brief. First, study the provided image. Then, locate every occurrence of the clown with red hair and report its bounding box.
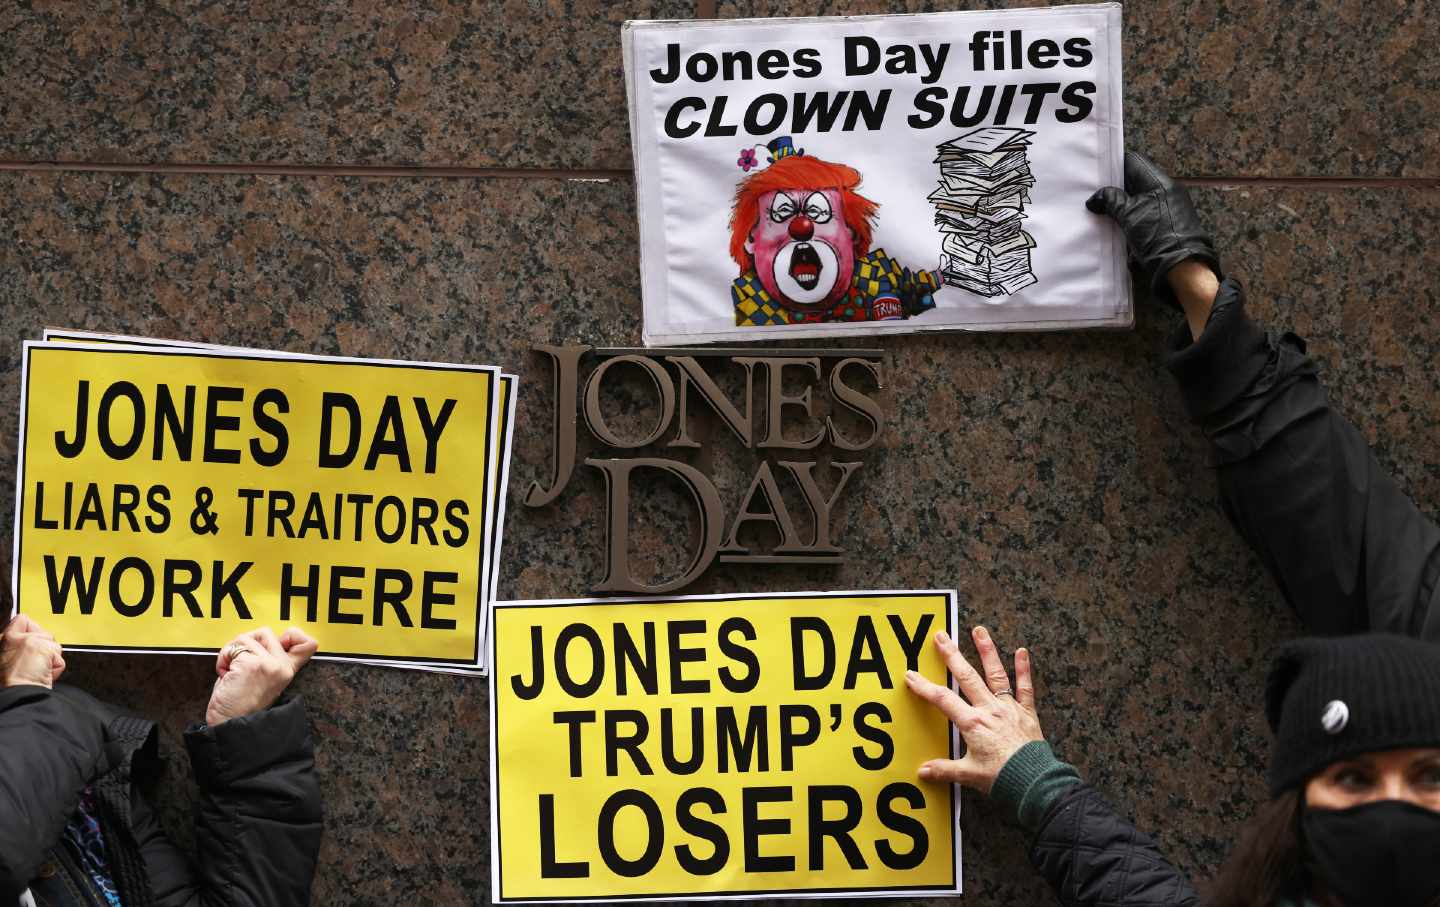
[729,137,941,327]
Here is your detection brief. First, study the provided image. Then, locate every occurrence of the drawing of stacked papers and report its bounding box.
[929,127,1038,297]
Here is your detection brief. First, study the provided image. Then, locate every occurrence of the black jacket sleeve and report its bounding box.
[0,684,107,901]
[137,697,323,907]
[1029,783,1201,907]
[1163,279,1440,641]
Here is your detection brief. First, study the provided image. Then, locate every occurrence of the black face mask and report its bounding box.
[1303,800,1440,907]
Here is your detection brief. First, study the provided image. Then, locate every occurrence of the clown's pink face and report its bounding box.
[745,188,856,312]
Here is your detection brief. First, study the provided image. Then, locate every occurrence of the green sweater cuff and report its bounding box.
[990,740,1082,832]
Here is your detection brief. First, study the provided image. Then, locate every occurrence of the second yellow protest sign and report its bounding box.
[489,590,961,902]
[13,341,499,666]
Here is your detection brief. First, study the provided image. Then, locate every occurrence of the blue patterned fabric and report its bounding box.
[61,787,123,907]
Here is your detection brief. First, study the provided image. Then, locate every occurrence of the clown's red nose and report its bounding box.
[788,215,815,241]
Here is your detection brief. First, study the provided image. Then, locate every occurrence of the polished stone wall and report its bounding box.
[1,2,1437,904]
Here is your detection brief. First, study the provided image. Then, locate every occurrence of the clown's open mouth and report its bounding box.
[789,243,822,291]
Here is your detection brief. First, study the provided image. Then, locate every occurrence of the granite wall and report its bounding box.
[1,1,1437,904]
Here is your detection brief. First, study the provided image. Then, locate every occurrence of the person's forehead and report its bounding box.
[1329,747,1440,769]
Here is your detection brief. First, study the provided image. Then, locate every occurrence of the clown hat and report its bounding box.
[766,136,804,163]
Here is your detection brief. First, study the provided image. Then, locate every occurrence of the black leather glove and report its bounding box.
[1086,151,1220,306]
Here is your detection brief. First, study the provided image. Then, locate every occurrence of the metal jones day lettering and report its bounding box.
[525,347,888,593]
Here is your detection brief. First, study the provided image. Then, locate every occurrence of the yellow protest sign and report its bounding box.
[489,591,961,902]
[39,329,519,675]
[13,341,499,666]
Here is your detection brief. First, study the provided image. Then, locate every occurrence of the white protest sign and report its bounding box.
[623,4,1128,344]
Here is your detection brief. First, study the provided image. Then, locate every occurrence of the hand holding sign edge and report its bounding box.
[0,614,67,689]
[207,625,318,726]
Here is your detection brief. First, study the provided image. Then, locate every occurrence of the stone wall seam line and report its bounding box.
[0,161,635,182]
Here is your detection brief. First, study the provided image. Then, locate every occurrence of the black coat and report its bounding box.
[1018,285,1440,906]
[1029,783,1200,907]
[0,683,322,907]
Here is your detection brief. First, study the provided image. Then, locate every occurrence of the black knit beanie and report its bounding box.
[1265,634,1440,796]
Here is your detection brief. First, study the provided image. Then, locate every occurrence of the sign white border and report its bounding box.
[41,329,520,675]
[624,4,1129,345]
[15,334,503,669]
[488,588,963,903]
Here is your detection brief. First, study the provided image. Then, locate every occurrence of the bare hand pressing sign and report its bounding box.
[904,626,1044,793]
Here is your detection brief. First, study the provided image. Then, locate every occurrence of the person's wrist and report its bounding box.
[206,699,258,726]
[1167,257,1219,298]
[1166,258,1221,339]
[993,740,1054,791]
[3,677,51,689]
[206,692,281,727]
[1,662,52,689]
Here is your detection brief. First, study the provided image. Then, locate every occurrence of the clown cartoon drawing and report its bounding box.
[729,137,941,327]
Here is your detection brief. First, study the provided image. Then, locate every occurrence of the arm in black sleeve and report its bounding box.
[1029,783,1201,907]
[1163,278,1440,641]
[0,685,106,900]
[142,697,323,907]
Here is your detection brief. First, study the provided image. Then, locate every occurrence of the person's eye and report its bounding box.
[769,197,796,222]
[1413,763,1440,787]
[803,191,833,223]
[1333,767,1374,790]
